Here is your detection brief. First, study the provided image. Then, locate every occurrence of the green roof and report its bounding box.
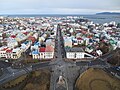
[109,40,116,44]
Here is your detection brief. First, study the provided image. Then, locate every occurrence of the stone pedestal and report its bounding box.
[57,76,65,85]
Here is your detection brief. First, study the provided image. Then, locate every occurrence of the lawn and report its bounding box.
[23,70,51,90]
[75,68,120,90]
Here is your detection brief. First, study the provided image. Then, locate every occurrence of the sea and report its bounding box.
[2,14,120,24]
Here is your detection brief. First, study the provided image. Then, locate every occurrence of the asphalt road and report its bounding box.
[50,24,79,90]
[0,61,11,69]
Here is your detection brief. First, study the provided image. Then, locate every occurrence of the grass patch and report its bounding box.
[23,70,51,90]
[75,68,120,90]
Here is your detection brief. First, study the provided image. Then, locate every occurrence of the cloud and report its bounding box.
[0,0,120,14]
[0,8,120,14]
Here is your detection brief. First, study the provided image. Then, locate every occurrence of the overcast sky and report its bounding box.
[0,0,120,14]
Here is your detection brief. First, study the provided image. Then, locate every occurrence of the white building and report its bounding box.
[64,37,72,47]
[20,40,32,52]
[117,41,120,48]
[32,45,54,59]
[0,49,7,58]
[65,47,94,59]
[96,50,103,56]
[0,47,8,58]
[39,33,47,43]
[32,52,54,59]
[77,38,84,45]
[7,39,18,48]
[0,25,4,31]
[11,48,22,59]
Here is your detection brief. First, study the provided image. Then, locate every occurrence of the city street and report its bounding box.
[50,24,86,90]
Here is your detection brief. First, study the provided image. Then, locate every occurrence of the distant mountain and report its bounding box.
[96,12,120,15]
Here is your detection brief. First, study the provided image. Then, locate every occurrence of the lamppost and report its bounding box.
[12,72,15,76]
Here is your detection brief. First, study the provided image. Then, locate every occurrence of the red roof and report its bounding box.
[3,48,9,51]
[45,46,54,52]
[77,37,83,40]
[27,36,36,43]
[39,47,45,52]
[87,35,92,38]
[6,49,12,53]
[23,32,28,35]
[102,40,105,43]
[11,35,16,38]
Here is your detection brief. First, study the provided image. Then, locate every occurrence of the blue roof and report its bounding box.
[72,40,77,43]
[34,42,40,46]
[32,50,39,54]
[24,41,29,44]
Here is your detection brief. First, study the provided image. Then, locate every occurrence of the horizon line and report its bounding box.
[0,13,95,15]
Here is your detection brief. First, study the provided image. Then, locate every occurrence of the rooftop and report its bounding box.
[32,50,39,54]
[65,47,84,52]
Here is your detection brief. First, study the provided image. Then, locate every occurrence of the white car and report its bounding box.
[117,67,120,71]
[5,60,9,62]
